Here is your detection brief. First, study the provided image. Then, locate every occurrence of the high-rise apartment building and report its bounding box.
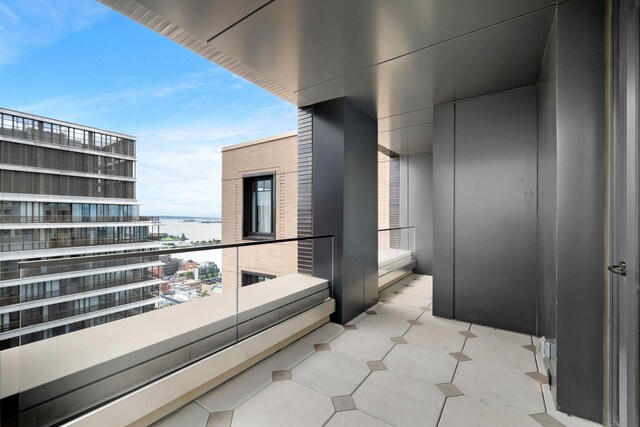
[0,108,162,349]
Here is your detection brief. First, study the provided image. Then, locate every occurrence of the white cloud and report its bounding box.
[135,105,297,217]
[19,69,226,121]
[136,144,223,217]
[0,0,108,65]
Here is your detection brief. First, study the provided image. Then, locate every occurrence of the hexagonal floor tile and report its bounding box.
[325,410,392,427]
[232,381,334,427]
[153,402,209,427]
[463,335,537,373]
[354,314,411,337]
[376,302,424,320]
[388,292,431,308]
[401,279,432,298]
[418,310,471,333]
[454,361,545,415]
[330,330,395,362]
[439,396,539,427]
[292,350,370,397]
[353,370,445,427]
[259,339,315,371]
[302,322,345,344]
[384,344,457,384]
[404,323,466,354]
[469,324,532,345]
[196,364,272,412]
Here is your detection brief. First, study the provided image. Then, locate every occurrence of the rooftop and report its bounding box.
[0,107,136,140]
[221,131,297,152]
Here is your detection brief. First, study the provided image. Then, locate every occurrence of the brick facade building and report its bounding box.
[221,132,298,290]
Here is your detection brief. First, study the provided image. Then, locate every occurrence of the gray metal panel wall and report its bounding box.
[454,87,538,334]
[345,101,379,310]
[537,9,558,390]
[311,99,344,320]
[311,98,377,323]
[555,0,604,421]
[433,104,455,318]
[399,152,434,275]
[297,107,313,275]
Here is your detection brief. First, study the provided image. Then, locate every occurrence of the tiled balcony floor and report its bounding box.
[154,275,600,427]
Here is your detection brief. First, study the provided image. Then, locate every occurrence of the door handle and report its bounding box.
[608,261,627,276]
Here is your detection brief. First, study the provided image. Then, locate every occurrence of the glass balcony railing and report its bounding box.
[0,271,157,307]
[1,235,155,252]
[0,234,334,426]
[378,226,416,279]
[0,215,160,224]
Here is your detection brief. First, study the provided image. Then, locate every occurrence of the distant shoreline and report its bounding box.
[154,215,222,222]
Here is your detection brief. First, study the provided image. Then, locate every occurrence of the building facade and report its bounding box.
[221,132,298,290]
[220,132,401,290]
[0,108,162,349]
[377,151,400,250]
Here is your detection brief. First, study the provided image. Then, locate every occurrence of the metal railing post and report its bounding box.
[331,235,335,299]
[235,246,239,343]
[413,228,416,260]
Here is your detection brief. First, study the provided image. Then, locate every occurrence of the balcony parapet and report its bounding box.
[0,274,330,426]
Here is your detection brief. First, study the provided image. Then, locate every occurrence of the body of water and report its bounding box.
[157,219,223,267]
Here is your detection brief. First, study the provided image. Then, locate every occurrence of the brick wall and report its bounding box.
[378,152,390,249]
[221,133,298,290]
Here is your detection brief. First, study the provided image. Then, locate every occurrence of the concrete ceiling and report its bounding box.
[100,0,555,155]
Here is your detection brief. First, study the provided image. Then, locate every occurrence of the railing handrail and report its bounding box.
[378,226,416,232]
[18,234,335,269]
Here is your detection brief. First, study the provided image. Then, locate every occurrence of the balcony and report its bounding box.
[0,272,161,307]
[0,236,336,425]
[0,232,602,427]
[0,215,160,224]
[149,275,598,427]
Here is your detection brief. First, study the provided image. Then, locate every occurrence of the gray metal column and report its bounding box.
[433,104,455,319]
[554,0,605,421]
[310,98,378,324]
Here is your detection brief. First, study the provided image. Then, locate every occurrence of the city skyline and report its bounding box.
[0,0,297,217]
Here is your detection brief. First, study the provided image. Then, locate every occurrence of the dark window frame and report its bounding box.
[241,271,275,287]
[242,173,276,240]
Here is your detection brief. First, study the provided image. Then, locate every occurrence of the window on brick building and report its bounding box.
[243,175,275,238]
[241,271,275,286]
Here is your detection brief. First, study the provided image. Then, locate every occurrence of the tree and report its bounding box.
[180,233,187,241]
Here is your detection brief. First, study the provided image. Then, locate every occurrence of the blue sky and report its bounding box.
[0,0,297,216]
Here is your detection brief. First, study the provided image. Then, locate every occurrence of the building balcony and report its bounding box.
[0,234,596,427]
[0,275,163,308]
[0,215,160,225]
[0,279,161,312]
[0,289,160,335]
[0,241,162,268]
[0,108,136,159]
[0,253,161,283]
[153,275,597,427]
